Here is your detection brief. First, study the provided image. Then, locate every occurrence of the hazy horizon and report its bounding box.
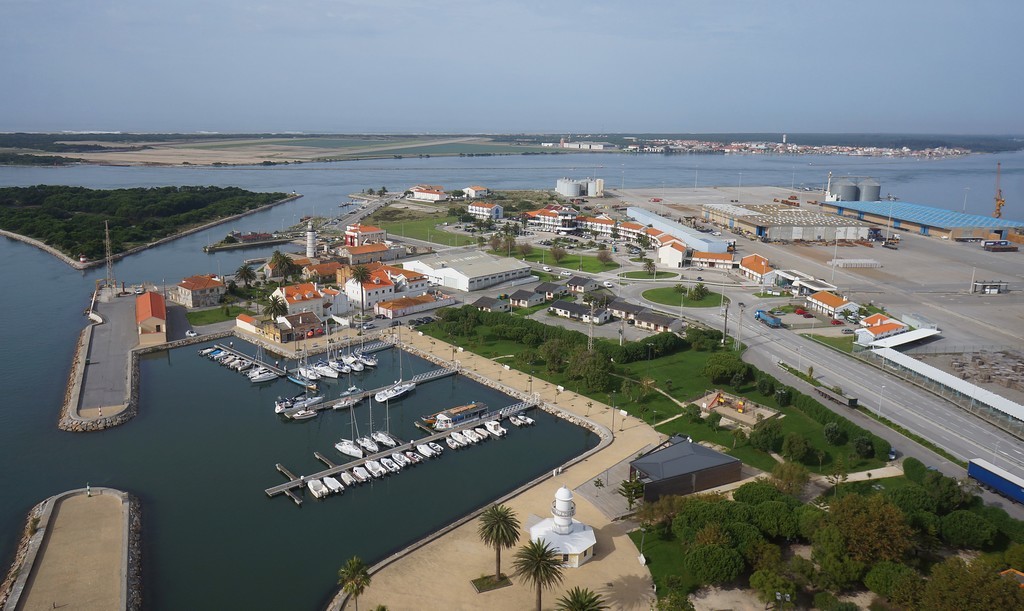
[2,1,1022,134]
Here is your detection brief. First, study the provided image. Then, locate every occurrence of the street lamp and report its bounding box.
[962,187,970,214]
[878,385,886,420]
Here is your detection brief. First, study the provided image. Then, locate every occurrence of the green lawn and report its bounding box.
[186,306,255,326]
[643,287,723,308]
[820,475,916,501]
[489,248,619,274]
[806,333,856,353]
[378,216,477,246]
[628,530,699,596]
[621,271,678,280]
[511,303,549,317]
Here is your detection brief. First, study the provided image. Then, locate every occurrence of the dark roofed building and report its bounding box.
[630,435,742,503]
[535,282,569,300]
[548,300,610,325]
[472,296,510,313]
[509,289,544,308]
[608,299,647,320]
[566,276,599,293]
[634,310,678,333]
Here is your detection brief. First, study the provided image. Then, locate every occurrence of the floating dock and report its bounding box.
[280,366,459,419]
[212,344,287,377]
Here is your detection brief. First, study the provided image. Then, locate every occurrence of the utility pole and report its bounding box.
[104,220,115,293]
[721,303,729,346]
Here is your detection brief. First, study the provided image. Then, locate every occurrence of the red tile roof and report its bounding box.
[692,251,734,262]
[178,274,224,291]
[346,243,390,255]
[810,291,849,309]
[135,292,166,323]
[740,254,772,275]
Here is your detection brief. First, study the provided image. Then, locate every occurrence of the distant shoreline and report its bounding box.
[0,193,302,269]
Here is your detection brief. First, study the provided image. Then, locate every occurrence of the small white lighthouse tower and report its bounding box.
[529,486,596,568]
[305,221,316,258]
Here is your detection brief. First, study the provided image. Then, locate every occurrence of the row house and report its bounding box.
[566,276,599,293]
[548,300,610,325]
[534,282,569,301]
[634,310,677,333]
[509,289,545,308]
[408,187,448,202]
[657,241,689,268]
[472,296,511,313]
[303,261,344,282]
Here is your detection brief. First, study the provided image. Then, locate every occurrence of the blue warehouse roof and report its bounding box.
[825,200,1024,230]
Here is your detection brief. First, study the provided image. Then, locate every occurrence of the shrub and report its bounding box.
[853,435,875,458]
[940,510,996,549]
[885,485,937,515]
[749,419,784,453]
[823,422,846,446]
[902,457,927,483]
[781,432,811,463]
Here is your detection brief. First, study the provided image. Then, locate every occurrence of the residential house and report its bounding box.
[739,254,776,287]
[374,292,457,319]
[690,251,736,269]
[303,261,343,282]
[171,274,226,308]
[535,282,569,300]
[336,242,403,265]
[272,282,348,317]
[467,202,503,220]
[509,289,544,308]
[261,255,312,281]
[235,313,260,335]
[277,312,324,342]
[608,299,647,321]
[344,268,395,312]
[408,187,448,202]
[634,310,678,333]
[344,223,387,247]
[135,292,167,345]
[472,296,510,313]
[566,276,599,294]
[806,291,859,318]
[464,186,490,198]
[854,313,908,345]
[548,300,610,325]
[524,205,578,232]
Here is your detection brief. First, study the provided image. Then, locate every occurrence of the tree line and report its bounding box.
[0,185,287,259]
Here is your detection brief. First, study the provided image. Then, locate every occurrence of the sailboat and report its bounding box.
[328,345,351,374]
[374,349,415,402]
[334,405,365,458]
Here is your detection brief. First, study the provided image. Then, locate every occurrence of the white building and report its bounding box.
[272,282,349,317]
[739,254,777,287]
[528,486,596,568]
[467,202,503,220]
[409,187,448,202]
[402,252,532,292]
[658,242,689,268]
[464,186,490,198]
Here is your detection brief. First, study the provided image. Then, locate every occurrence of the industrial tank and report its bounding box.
[586,180,598,197]
[858,178,881,202]
[836,179,860,202]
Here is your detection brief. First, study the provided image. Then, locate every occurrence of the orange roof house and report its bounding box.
[135,291,167,344]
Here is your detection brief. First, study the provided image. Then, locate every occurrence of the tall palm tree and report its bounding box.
[555,586,608,611]
[269,249,293,280]
[643,259,657,276]
[350,265,371,322]
[337,556,371,611]
[263,294,288,319]
[512,539,565,611]
[235,263,256,288]
[477,504,521,582]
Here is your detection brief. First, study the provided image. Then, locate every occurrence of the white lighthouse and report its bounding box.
[305,221,316,258]
[528,486,596,568]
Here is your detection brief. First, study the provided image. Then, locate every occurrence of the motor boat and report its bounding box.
[356,352,377,368]
[313,361,339,378]
[521,415,535,426]
[450,431,469,446]
[342,354,364,372]
[339,471,357,487]
[322,476,344,494]
[380,457,400,474]
[306,479,328,499]
[427,441,444,455]
[199,347,217,356]
[391,452,410,468]
[290,409,318,420]
[365,460,386,478]
[351,466,370,482]
[416,444,435,458]
[474,427,490,440]
[461,429,481,443]
[508,415,525,427]
[371,431,397,448]
[485,421,507,438]
[404,450,423,464]
[445,436,461,450]
[356,436,379,454]
[335,439,364,459]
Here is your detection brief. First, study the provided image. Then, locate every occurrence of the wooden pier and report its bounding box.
[280,367,459,418]
[265,401,535,504]
[213,344,287,377]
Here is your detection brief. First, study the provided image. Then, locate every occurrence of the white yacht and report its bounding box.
[390,452,410,468]
[335,439,364,459]
[291,409,318,421]
[356,352,377,368]
[356,436,379,454]
[474,427,491,440]
[339,471,357,487]
[306,479,328,499]
[293,395,324,410]
[313,361,339,379]
[416,444,435,458]
[374,380,416,403]
[297,365,321,381]
[250,369,278,383]
[485,420,507,438]
[461,429,481,443]
[365,460,386,479]
[322,476,344,494]
[351,466,370,482]
[371,431,397,448]
[450,431,469,446]
[428,441,444,455]
[342,354,365,372]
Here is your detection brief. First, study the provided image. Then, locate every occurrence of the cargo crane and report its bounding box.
[994,162,1005,219]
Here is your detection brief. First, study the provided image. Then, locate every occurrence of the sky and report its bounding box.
[1,0,1022,134]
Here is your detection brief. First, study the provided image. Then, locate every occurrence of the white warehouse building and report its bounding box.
[627,207,733,254]
[402,252,532,292]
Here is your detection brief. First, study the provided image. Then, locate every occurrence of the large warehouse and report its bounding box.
[402,252,532,291]
[703,203,870,242]
[816,200,1024,240]
[627,207,733,253]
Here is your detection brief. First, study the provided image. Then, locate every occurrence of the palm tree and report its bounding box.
[555,586,608,611]
[643,259,657,276]
[512,539,565,611]
[235,263,256,288]
[350,265,371,322]
[269,249,293,280]
[263,294,288,319]
[477,504,521,582]
[337,556,371,611]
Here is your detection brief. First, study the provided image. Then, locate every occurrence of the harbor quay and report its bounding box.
[0,487,139,611]
[330,330,665,611]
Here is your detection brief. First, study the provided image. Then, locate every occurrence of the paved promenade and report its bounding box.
[11,489,129,611]
[78,291,137,419]
[349,330,663,611]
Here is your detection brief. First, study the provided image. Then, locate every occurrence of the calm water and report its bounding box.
[0,151,1021,608]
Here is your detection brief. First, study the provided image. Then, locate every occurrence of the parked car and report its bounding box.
[375,314,387,319]
[830,319,844,326]
[361,322,375,329]
[803,313,815,318]
[389,320,402,327]
[185,330,198,337]
[888,448,898,461]
[794,308,806,315]
[842,329,854,334]
[695,276,703,282]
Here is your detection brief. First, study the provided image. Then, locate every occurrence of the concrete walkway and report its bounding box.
[13,490,128,611]
[351,330,663,610]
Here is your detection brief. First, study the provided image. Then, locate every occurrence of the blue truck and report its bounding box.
[967,459,1024,505]
[754,309,782,328]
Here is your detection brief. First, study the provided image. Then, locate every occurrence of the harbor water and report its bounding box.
[0,151,1021,608]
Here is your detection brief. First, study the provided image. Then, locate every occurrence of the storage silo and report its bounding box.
[586,180,598,197]
[834,179,860,202]
[858,178,881,202]
[595,178,604,196]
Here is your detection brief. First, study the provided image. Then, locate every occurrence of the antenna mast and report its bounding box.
[104,220,116,292]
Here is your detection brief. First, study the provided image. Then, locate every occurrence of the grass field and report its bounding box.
[489,247,619,274]
[628,530,699,596]
[187,306,255,326]
[806,333,856,353]
[643,286,723,308]
[377,216,477,246]
[621,271,678,280]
